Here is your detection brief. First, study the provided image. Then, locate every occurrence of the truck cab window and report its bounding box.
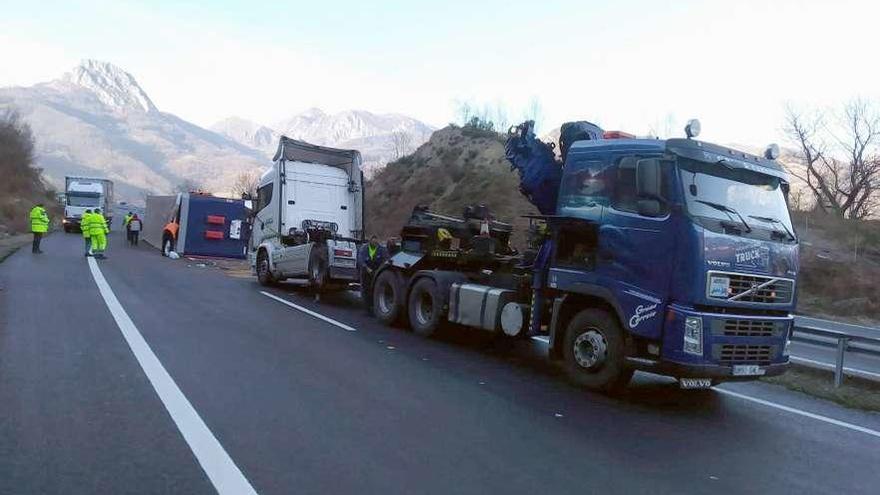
[255,183,273,212]
[610,155,669,216]
[611,156,639,213]
[559,160,611,209]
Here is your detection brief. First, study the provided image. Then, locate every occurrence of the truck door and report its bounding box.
[599,155,676,340]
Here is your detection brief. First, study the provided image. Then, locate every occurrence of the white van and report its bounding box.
[250,137,364,290]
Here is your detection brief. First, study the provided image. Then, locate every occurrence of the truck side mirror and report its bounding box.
[636,158,662,200]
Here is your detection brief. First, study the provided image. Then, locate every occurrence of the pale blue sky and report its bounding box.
[2,0,878,146]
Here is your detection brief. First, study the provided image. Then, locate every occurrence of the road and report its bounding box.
[2,232,880,494]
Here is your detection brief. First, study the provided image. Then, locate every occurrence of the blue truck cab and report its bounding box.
[545,135,797,388]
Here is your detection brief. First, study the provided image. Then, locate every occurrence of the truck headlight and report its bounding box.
[683,316,703,356]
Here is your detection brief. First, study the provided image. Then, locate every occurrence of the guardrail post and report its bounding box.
[834,337,849,388]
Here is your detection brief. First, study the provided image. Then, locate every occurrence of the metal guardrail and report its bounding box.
[792,323,880,387]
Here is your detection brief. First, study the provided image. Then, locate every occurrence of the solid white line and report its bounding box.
[87,257,259,495]
[527,334,880,438]
[790,356,880,380]
[260,291,356,332]
[714,387,880,440]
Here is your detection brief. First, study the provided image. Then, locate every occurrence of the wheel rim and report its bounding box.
[377,281,394,314]
[573,329,608,370]
[415,290,434,326]
[258,255,269,279]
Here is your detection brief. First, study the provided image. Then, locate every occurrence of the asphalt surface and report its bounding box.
[2,231,880,494]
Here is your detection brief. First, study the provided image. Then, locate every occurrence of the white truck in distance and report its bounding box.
[63,176,115,232]
[250,137,364,290]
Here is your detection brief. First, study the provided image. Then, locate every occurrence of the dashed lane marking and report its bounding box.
[260,291,357,332]
[88,257,259,495]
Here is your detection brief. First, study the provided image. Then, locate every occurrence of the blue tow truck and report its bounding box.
[369,120,797,391]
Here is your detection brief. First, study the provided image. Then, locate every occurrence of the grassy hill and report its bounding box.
[365,125,538,246]
[0,110,61,235]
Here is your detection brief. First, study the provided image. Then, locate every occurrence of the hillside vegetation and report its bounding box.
[0,110,60,234]
[365,125,538,246]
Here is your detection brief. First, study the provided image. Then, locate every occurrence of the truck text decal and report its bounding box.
[629,304,658,328]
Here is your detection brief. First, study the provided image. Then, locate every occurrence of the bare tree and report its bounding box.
[523,96,543,131]
[390,130,413,160]
[492,102,510,134]
[783,100,880,219]
[455,100,474,126]
[230,170,260,199]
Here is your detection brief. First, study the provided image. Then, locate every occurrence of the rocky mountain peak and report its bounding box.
[61,59,157,113]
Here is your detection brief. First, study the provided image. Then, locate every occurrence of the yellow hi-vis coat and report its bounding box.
[29,206,49,233]
[80,212,93,238]
[90,213,109,252]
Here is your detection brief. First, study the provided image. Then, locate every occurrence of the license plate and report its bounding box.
[732,365,765,376]
[680,378,713,389]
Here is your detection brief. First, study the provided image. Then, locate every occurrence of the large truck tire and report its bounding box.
[373,269,406,326]
[563,308,633,392]
[408,277,444,337]
[308,246,328,291]
[256,249,276,286]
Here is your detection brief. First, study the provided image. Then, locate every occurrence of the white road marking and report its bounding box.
[790,355,880,381]
[87,257,259,495]
[260,291,356,332]
[527,335,880,438]
[714,388,880,440]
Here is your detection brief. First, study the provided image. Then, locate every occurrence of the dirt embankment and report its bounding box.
[365,125,538,247]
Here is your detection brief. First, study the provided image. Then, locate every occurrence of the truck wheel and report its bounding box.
[408,277,444,337]
[564,309,633,392]
[256,250,275,286]
[373,270,405,326]
[308,247,328,291]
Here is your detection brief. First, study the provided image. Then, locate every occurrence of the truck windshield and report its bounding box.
[678,158,795,241]
[67,194,101,207]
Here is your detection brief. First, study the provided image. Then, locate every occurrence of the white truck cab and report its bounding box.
[250,137,364,290]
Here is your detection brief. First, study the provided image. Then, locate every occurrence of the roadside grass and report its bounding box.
[762,365,880,413]
[0,234,30,263]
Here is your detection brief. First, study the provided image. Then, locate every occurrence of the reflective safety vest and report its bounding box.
[81,213,93,237]
[90,214,109,236]
[123,214,132,227]
[29,206,49,233]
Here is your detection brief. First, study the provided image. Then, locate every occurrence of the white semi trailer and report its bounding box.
[250,137,364,290]
[63,176,114,232]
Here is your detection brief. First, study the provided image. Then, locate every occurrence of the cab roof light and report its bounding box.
[685,119,701,139]
[603,130,636,139]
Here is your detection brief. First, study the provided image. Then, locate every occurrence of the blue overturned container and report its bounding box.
[178,194,249,259]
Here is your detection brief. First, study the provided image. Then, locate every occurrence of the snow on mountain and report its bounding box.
[213,108,435,177]
[0,60,264,202]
